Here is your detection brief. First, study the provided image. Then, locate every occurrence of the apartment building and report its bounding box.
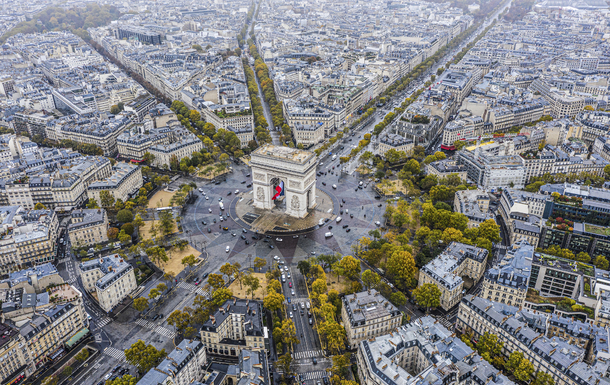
[117,124,170,162]
[498,188,550,227]
[226,124,254,148]
[521,145,608,183]
[480,240,534,307]
[340,289,402,349]
[200,298,268,357]
[539,221,610,259]
[53,114,132,157]
[1,283,82,323]
[136,339,207,385]
[457,295,610,385]
[67,209,109,248]
[87,162,143,204]
[148,135,203,169]
[377,134,414,157]
[440,114,483,150]
[0,323,29,384]
[79,254,137,313]
[13,110,54,138]
[124,95,157,122]
[18,302,87,372]
[540,183,610,226]
[292,123,325,147]
[457,150,526,190]
[0,263,63,293]
[453,189,494,228]
[528,252,589,299]
[357,316,516,385]
[203,103,255,131]
[425,159,467,181]
[530,78,585,118]
[418,242,488,311]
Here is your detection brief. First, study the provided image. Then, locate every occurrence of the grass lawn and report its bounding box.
[585,223,610,236]
[228,272,268,300]
[198,162,231,179]
[356,165,372,175]
[326,272,347,293]
[160,245,201,274]
[376,179,406,195]
[148,190,178,209]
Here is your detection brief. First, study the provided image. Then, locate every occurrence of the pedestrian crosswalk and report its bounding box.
[155,326,176,339]
[134,318,177,339]
[293,350,324,360]
[301,371,328,380]
[196,287,210,298]
[177,282,210,298]
[96,317,112,328]
[178,281,196,291]
[104,347,125,361]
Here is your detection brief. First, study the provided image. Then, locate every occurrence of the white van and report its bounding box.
[325,232,333,238]
[331,155,337,161]
[336,217,342,223]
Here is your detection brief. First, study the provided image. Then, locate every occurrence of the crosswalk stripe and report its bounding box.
[293,350,324,359]
[104,347,125,361]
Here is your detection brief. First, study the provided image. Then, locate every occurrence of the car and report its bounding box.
[227,192,232,196]
[223,227,229,231]
[266,235,272,238]
[213,218,216,223]
[290,311,293,318]
[241,181,246,184]
[209,208,212,213]
[235,190,239,194]
[112,365,122,373]
[232,232,237,237]
[215,181,221,185]
[263,239,269,243]
[323,377,330,385]
[288,282,292,288]
[245,240,250,245]
[346,228,351,233]
[342,199,346,203]
[226,246,230,253]
[218,197,222,201]
[276,238,282,241]
[220,217,224,222]
[300,302,305,309]
[202,221,207,225]
[274,255,280,261]
[281,274,286,282]
[292,235,299,238]
[287,297,291,303]
[287,272,291,278]
[205,196,209,200]
[243,228,247,233]
[313,357,317,364]
[340,210,343,214]
[378,203,383,207]
[246,173,251,177]
[292,304,297,311]
[309,318,313,325]
[343,224,349,229]
[350,214,354,218]
[308,311,312,317]
[311,251,316,255]
[247,184,252,188]
[269,245,274,249]
[375,221,381,226]
[284,266,289,271]
[328,225,333,230]
[119,368,129,375]
[322,182,326,186]
[291,289,295,296]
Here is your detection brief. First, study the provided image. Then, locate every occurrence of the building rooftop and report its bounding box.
[342,289,401,327]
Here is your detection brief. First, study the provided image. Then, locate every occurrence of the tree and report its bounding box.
[158,210,175,237]
[74,348,90,362]
[106,375,137,385]
[220,262,240,280]
[34,202,47,210]
[124,340,167,374]
[100,190,115,208]
[263,290,284,312]
[118,230,131,245]
[107,227,119,240]
[334,255,361,281]
[110,105,121,115]
[329,353,351,379]
[386,250,416,289]
[181,254,198,270]
[297,260,311,277]
[477,332,503,357]
[532,371,555,385]
[42,376,58,385]
[267,279,281,293]
[277,353,294,377]
[146,246,168,266]
[132,213,145,233]
[86,198,99,209]
[133,297,149,312]
[211,287,233,306]
[280,319,300,345]
[361,269,381,290]
[207,274,225,290]
[243,274,261,298]
[62,366,73,377]
[117,209,133,223]
[412,283,441,312]
[389,291,407,306]
[253,257,266,271]
[594,255,609,270]
[514,358,535,382]
[478,219,501,243]
[121,223,135,236]
[312,278,328,296]
[166,310,191,332]
[505,351,524,374]
[576,251,591,263]
[320,321,346,353]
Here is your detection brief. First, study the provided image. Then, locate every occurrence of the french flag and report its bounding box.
[272,181,284,200]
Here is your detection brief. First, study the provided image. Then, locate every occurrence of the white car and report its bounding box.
[226,246,230,253]
[287,272,291,278]
[274,255,280,261]
[205,196,209,200]
[284,266,289,272]
[375,221,381,226]
[291,289,295,296]
[209,208,212,213]
[289,311,293,318]
[235,189,239,194]
[276,238,283,242]
[198,188,203,192]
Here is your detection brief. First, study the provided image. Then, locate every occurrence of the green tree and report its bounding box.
[297,260,311,276]
[319,321,346,353]
[116,209,133,223]
[42,376,58,385]
[263,290,284,312]
[412,283,441,312]
[575,251,591,263]
[100,190,115,208]
[106,375,137,385]
[280,319,300,345]
[594,255,610,270]
[124,340,167,375]
[86,198,99,209]
[477,332,503,357]
[243,274,261,298]
[181,254,198,271]
[389,291,407,306]
[207,274,225,290]
[121,223,134,236]
[74,348,90,362]
[110,105,121,115]
[158,210,175,237]
[334,255,361,281]
[277,353,294,378]
[478,219,501,243]
[146,246,168,266]
[62,366,73,377]
[329,353,351,379]
[253,257,266,271]
[132,297,149,312]
[386,250,416,289]
[505,351,524,374]
[211,287,233,306]
[514,358,535,382]
[531,371,555,385]
[118,230,131,245]
[166,310,191,333]
[361,269,381,290]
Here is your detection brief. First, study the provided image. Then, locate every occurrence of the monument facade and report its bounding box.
[250,144,317,218]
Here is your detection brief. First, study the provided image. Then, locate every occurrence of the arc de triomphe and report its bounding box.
[250,144,317,218]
